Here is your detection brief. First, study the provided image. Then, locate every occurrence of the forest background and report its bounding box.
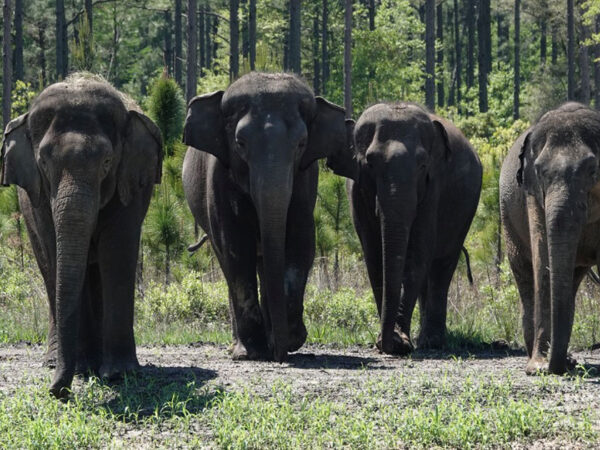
[1,0,600,350]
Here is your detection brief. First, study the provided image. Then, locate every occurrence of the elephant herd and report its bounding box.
[0,71,598,398]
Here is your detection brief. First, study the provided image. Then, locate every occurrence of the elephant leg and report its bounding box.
[230,255,267,360]
[507,255,534,356]
[75,263,103,375]
[18,192,57,367]
[393,206,435,353]
[417,255,459,349]
[281,214,316,352]
[349,181,383,316]
[96,216,142,379]
[526,196,551,374]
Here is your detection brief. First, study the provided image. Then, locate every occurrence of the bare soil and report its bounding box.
[2,343,600,448]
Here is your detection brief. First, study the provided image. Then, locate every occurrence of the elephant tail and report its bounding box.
[587,267,600,285]
[188,235,208,253]
[462,246,474,285]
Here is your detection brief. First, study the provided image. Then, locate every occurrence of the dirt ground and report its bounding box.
[2,343,600,448]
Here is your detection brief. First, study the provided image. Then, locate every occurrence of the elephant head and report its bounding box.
[517,102,600,374]
[1,76,162,396]
[183,72,350,361]
[329,103,451,354]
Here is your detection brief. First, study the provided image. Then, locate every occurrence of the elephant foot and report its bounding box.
[548,354,578,375]
[525,356,548,375]
[376,328,414,356]
[287,321,308,353]
[416,331,446,350]
[75,355,102,376]
[232,340,270,361]
[99,357,140,381]
[49,368,75,399]
[43,350,57,368]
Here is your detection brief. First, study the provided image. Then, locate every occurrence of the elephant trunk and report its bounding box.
[378,185,415,354]
[50,183,98,397]
[545,189,584,374]
[252,169,293,362]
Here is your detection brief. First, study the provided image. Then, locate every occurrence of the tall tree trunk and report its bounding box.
[13,0,22,81]
[205,8,212,70]
[241,0,249,61]
[175,0,183,86]
[230,0,239,79]
[56,0,67,80]
[466,0,475,89]
[313,5,321,95]
[164,9,173,75]
[344,0,352,118]
[436,2,444,109]
[368,0,375,30]
[497,11,504,64]
[187,0,197,102]
[514,0,520,119]
[85,0,92,31]
[595,16,600,109]
[283,1,289,70]
[478,0,490,112]
[212,13,218,64]
[249,0,256,69]
[425,0,435,111]
[84,0,93,66]
[36,20,47,87]
[3,0,12,129]
[580,20,591,105]
[540,17,547,64]
[322,0,329,95]
[199,4,205,76]
[454,0,462,109]
[289,0,301,74]
[567,0,575,100]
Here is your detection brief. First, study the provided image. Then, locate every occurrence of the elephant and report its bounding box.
[1,73,163,397]
[327,102,482,355]
[182,72,350,362]
[500,102,600,375]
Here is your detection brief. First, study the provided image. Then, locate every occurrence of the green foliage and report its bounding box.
[10,81,37,118]
[137,273,228,324]
[69,13,95,72]
[146,75,186,156]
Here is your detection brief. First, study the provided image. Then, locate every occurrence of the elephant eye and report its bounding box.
[102,158,112,174]
[235,137,246,150]
[298,137,307,149]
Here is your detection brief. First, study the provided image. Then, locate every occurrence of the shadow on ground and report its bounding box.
[286,352,379,370]
[96,365,221,421]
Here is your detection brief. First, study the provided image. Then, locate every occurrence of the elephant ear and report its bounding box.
[118,110,163,206]
[431,119,452,160]
[516,131,532,188]
[301,97,357,179]
[183,91,228,167]
[324,118,359,180]
[1,113,41,207]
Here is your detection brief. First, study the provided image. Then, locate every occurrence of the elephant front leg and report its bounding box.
[230,273,268,360]
[96,218,141,379]
[220,236,267,360]
[417,255,459,349]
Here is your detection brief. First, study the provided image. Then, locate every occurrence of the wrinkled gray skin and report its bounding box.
[1,77,162,397]
[500,102,600,375]
[182,72,348,362]
[328,103,482,355]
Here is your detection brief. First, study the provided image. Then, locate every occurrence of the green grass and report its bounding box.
[0,366,596,448]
